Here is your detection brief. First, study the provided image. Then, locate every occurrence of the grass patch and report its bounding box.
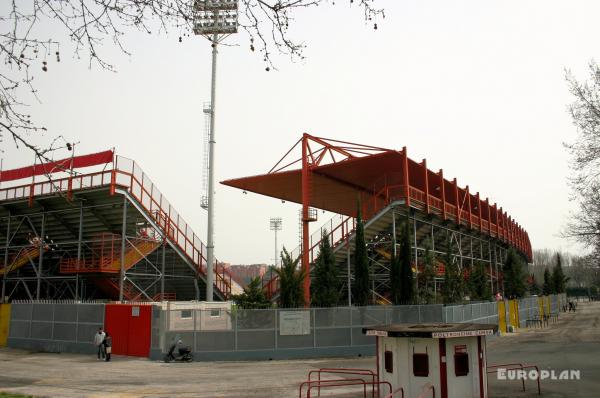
[0,393,34,398]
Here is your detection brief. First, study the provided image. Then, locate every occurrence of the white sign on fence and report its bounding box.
[279,311,310,335]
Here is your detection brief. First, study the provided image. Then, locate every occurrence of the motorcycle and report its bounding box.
[163,340,194,363]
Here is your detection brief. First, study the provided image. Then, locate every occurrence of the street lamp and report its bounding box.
[194,0,238,301]
[270,217,283,268]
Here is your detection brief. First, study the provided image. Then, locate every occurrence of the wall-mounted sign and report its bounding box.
[366,330,388,337]
[132,306,140,317]
[279,311,310,335]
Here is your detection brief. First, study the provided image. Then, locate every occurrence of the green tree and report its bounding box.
[551,253,568,294]
[441,234,462,304]
[399,219,414,304]
[528,274,541,296]
[419,237,436,304]
[389,250,401,305]
[232,277,271,309]
[311,229,340,307]
[353,206,370,306]
[468,261,490,301]
[275,247,306,308]
[542,268,553,295]
[503,249,527,298]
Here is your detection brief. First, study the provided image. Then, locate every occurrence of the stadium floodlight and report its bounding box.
[270,217,283,268]
[194,0,238,302]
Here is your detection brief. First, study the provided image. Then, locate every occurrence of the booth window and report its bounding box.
[180,310,192,319]
[384,351,393,373]
[454,352,469,376]
[413,353,429,377]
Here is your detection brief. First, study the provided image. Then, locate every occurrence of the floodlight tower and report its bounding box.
[194,0,238,301]
[270,217,283,268]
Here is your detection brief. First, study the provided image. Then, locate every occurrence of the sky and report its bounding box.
[2,0,599,265]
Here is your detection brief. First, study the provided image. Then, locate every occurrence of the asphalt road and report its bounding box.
[0,301,598,397]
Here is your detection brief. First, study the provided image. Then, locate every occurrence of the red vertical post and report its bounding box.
[477,192,482,232]
[422,159,430,214]
[439,169,446,220]
[453,178,460,223]
[402,147,410,207]
[486,198,491,233]
[508,216,513,246]
[466,185,472,229]
[499,208,504,241]
[301,134,311,307]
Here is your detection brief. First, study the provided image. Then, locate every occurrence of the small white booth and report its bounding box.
[363,323,497,398]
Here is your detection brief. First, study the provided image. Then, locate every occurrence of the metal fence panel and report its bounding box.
[237,330,274,350]
[316,328,351,347]
[195,331,235,351]
[11,304,32,321]
[54,304,77,323]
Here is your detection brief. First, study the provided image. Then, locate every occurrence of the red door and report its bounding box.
[104,304,152,357]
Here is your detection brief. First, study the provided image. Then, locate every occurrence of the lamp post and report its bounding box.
[270,217,283,268]
[194,0,238,301]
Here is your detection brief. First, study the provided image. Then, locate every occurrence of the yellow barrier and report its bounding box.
[0,304,10,347]
[545,296,551,315]
[538,296,545,318]
[498,300,507,333]
[508,299,520,329]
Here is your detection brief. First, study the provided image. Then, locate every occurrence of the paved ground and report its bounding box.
[0,302,599,397]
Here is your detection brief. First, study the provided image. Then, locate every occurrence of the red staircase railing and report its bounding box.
[59,233,160,274]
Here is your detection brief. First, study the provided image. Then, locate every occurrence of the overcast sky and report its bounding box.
[3,1,598,265]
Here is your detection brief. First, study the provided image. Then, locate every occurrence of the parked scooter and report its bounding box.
[164,340,193,363]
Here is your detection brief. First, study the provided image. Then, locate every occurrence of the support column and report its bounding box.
[347,236,351,307]
[77,202,83,261]
[119,196,127,302]
[392,209,397,256]
[1,212,11,303]
[488,240,493,295]
[161,242,166,300]
[413,214,418,288]
[36,213,45,300]
[301,134,311,307]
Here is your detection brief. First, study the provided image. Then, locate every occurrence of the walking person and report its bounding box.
[94,327,106,360]
[103,332,112,362]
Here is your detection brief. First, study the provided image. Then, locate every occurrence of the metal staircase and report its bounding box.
[0,246,45,275]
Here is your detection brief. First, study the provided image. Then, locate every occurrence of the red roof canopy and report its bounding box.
[221,134,532,260]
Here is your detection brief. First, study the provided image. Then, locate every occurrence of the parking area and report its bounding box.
[0,302,599,397]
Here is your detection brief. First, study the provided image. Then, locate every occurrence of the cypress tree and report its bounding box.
[503,249,527,298]
[232,277,271,309]
[390,251,402,305]
[468,261,490,301]
[551,253,567,294]
[442,233,462,304]
[542,268,553,295]
[419,238,436,304]
[353,205,370,306]
[528,273,541,295]
[399,219,414,304]
[311,229,340,307]
[275,247,306,308]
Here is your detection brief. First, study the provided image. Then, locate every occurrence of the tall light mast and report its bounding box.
[194,0,238,301]
[270,217,282,268]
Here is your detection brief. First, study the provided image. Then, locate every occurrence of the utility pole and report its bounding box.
[194,0,238,301]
